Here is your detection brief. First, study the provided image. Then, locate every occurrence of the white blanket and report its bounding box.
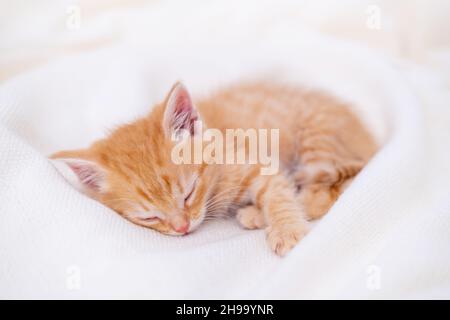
[1,0,449,299]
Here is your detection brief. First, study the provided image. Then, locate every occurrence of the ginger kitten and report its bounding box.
[51,82,377,255]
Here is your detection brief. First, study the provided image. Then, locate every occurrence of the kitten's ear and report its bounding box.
[163,82,200,139]
[50,151,108,194]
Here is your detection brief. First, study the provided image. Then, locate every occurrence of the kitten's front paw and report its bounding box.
[236,206,266,230]
[266,222,309,256]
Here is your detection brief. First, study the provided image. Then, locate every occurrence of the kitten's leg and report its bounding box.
[293,135,364,219]
[294,160,363,186]
[294,126,366,186]
[297,179,353,220]
[236,205,266,229]
[297,184,338,220]
[250,174,309,256]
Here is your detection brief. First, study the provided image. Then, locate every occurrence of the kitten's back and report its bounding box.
[197,82,377,167]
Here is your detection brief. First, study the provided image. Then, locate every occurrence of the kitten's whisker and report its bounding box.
[205,194,241,209]
[205,186,243,204]
[205,201,237,213]
[206,202,240,216]
[205,195,236,207]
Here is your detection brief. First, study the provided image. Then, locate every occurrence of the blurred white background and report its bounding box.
[1,0,449,84]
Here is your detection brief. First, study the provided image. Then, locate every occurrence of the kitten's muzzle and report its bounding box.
[169,215,190,234]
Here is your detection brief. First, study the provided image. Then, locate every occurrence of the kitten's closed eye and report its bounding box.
[141,216,160,222]
[184,177,198,206]
[134,210,164,225]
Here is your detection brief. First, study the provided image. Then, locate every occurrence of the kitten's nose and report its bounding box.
[175,222,190,234]
[170,216,190,234]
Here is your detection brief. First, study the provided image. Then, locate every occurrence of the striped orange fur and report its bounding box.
[51,82,377,255]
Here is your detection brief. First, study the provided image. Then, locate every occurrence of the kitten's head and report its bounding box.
[52,83,217,235]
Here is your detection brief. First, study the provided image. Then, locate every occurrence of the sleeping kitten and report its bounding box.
[51,82,377,255]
